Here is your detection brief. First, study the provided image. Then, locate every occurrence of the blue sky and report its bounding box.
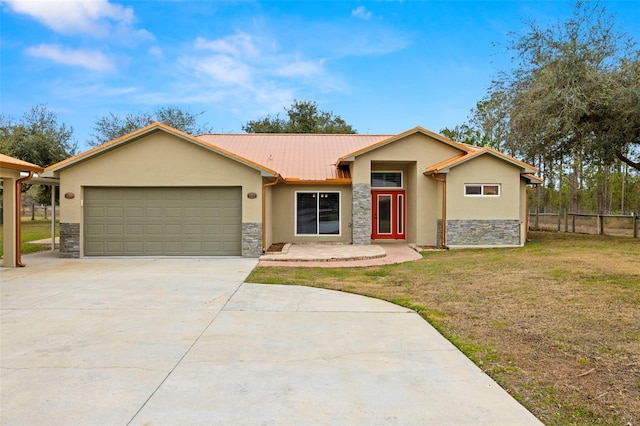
[2,0,639,151]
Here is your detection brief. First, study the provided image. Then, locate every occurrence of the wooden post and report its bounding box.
[598,215,605,235]
[634,213,638,238]
[564,210,568,232]
[557,208,561,232]
[572,214,576,233]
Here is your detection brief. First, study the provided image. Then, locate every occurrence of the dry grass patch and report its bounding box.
[247,232,640,425]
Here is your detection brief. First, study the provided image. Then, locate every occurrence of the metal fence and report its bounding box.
[529,212,639,238]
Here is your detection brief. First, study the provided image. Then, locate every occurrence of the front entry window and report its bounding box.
[296,192,340,235]
[371,172,402,188]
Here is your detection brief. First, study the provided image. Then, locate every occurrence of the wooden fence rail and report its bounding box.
[529,212,639,238]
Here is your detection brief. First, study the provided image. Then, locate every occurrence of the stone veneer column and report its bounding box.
[59,222,80,258]
[352,183,372,245]
[242,222,263,257]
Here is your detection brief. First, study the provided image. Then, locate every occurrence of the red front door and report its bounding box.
[372,190,406,239]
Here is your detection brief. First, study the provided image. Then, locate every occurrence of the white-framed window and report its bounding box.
[465,184,501,196]
[295,191,341,235]
[371,171,402,188]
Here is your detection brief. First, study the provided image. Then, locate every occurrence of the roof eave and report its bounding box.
[282,178,352,185]
[522,173,544,185]
[1,162,45,174]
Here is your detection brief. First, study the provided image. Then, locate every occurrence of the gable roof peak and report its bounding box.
[43,121,278,178]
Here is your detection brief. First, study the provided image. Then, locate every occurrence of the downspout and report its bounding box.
[430,174,448,249]
[525,185,538,242]
[15,171,34,267]
[262,177,280,253]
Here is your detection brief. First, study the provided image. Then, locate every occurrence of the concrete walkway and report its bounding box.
[1,251,541,425]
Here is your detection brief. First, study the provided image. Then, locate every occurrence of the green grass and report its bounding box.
[247,232,640,426]
[0,219,59,258]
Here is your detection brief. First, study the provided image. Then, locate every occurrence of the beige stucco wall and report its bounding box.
[1,169,20,267]
[270,184,352,243]
[351,133,465,246]
[446,155,522,220]
[58,131,264,231]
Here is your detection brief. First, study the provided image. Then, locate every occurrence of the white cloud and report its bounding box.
[185,55,253,87]
[274,60,323,78]
[194,34,257,57]
[182,32,331,97]
[351,6,372,20]
[148,46,164,59]
[166,32,338,116]
[25,44,116,72]
[4,0,152,41]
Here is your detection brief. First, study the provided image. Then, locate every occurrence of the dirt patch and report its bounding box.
[266,242,286,253]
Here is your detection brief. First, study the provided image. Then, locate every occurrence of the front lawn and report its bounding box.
[247,232,640,426]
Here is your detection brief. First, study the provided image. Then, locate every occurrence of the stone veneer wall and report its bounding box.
[242,222,263,257]
[437,219,521,246]
[60,222,80,258]
[352,183,372,245]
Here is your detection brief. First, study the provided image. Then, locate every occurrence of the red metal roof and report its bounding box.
[197,134,392,181]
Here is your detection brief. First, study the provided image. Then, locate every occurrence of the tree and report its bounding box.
[0,104,76,204]
[89,105,214,146]
[499,1,640,170]
[243,100,357,134]
[439,124,487,146]
[0,104,76,168]
[589,58,640,170]
[470,91,516,155]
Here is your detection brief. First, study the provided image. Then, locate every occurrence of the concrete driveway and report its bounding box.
[1,252,541,425]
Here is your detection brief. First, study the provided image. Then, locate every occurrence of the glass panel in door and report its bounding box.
[397,194,404,235]
[377,194,392,234]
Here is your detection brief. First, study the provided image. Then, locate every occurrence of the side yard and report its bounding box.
[247,232,640,426]
[0,219,59,257]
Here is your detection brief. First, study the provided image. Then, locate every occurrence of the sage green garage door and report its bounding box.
[84,187,242,256]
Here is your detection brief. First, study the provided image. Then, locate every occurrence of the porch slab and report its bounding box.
[258,243,423,267]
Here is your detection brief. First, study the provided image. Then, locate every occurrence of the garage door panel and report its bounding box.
[86,241,105,253]
[106,191,125,201]
[126,224,144,236]
[106,224,124,235]
[145,207,163,217]
[145,224,164,236]
[165,207,182,217]
[184,208,201,217]
[86,207,106,218]
[143,241,164,253]
[107,241,125,253]
[85,187,241,256]
[106,207,124,218]
[85,224,105,237]
[125,207,144,217]
[184,224,202,234]
[165,224,183,235]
